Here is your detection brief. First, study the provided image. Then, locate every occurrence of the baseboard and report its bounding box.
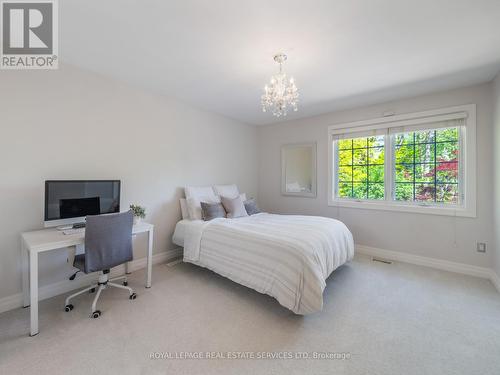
[490,270,500,293]
[123,248,182,273]
[0,293,24,316]
[355,245,492,278]
[355,245,499,291]
[0,248,182,314]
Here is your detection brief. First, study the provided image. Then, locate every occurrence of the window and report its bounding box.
[328,105,476,217]
[337,136,385,200]
[393,127,460,204]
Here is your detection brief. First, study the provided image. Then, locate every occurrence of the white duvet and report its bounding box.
[175,213,354,314]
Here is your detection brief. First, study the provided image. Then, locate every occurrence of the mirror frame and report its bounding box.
[281,142,317,198]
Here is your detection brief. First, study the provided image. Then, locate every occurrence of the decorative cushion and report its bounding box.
[220,195,248,219]
[213,184,239,199]
[244,198,261,216]
[200,201,226,221]
[186,197,214,220]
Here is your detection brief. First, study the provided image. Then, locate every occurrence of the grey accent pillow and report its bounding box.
[221,195,248,219]
[244,198,261,215]
[200,201,226,221]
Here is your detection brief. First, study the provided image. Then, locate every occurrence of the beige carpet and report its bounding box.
[1,254,499,375]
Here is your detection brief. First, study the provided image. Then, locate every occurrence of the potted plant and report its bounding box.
[130,204,146,224]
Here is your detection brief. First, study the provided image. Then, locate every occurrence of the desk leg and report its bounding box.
[29,251,39,336]
[126,235,137,275]
[21,240,30,308]
[146,228,153,288]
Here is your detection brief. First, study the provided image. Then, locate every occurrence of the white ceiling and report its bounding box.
[60,0,500,125]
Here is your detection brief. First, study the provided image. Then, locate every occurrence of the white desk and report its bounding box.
[21,222,154,336]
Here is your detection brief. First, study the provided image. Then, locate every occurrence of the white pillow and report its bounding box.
[221,195,248,219]
[213,184,239,199]
[185,186,224,220]
[185,186,220,202]
[179,199,189,220]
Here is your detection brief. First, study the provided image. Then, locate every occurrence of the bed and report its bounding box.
[172,212,354,315]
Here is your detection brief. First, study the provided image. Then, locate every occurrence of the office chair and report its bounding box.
[64,210,137,318]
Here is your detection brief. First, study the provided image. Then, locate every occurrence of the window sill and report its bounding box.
[328,199,476,218]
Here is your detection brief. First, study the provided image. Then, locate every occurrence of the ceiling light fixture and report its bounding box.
[261,53,299,117]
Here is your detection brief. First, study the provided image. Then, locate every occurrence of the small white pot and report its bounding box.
[133,216,142,225]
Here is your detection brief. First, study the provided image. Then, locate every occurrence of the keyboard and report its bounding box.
[62,228,85,235]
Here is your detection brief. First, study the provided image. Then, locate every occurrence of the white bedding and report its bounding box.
[172,219,204,248]
[172,213,354,314]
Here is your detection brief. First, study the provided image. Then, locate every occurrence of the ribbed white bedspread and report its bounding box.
[181,213,354,314]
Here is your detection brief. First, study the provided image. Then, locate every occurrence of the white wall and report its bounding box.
[258,83,494,268]
[0,64,258,301]
[493,74,500,277]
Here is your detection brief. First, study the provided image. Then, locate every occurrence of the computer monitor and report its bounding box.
[44,180,121,227]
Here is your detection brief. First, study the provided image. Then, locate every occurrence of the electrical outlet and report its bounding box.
[476,242,487,253]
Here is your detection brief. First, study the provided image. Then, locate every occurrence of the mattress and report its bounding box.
[172,219,205,247]
[172,213,354,314]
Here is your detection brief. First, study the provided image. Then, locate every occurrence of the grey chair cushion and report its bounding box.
[244,198,261,215]
[80,210,134,273]
[200,201,226,221]
[221,195,248,219]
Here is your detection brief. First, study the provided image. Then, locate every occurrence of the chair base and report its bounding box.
[65,272,136,317]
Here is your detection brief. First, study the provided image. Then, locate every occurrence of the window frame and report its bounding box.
[327,104,476,217]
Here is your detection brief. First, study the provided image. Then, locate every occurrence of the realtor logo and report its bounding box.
[1,0,58,69]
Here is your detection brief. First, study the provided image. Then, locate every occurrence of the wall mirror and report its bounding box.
[281,142,317,197]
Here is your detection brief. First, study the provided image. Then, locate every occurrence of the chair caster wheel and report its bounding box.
[64,304,74,312]
[129,293,137,300]
[91,310,101,319]
[89,288,96,293]
[122,281,128,286]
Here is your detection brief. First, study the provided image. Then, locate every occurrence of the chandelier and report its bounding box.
[261,53,299,117]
